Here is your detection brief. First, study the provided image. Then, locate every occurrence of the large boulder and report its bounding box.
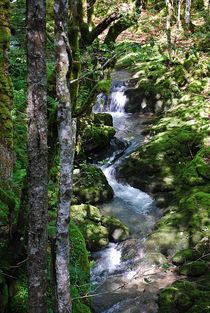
[124,87,156,113]
[71,204,129,251]
[117,125,205,195]
[76,113,115,158]
[72,164,114,205]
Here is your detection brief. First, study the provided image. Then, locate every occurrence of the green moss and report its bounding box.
[71,204,129,251]
[173,65,187,86]
[76,114,115,157]
[0,0,13,181]
[181,147,210,186]
[188,80,206,93]
[0,187,16,209]
[187,303,210,313]
[72,164,113,205]
[10,277,28,313]
[70,221,90,282]
[172,248,201,265]
[83,125,115,151]
[97,79,112,94]
[158,280,208,313]
[93,113,113,127]
[101,215,129,242]
[179,261,208,277]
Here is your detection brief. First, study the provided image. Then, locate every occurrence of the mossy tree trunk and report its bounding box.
[0,0,13,181]
[27,0,48,312]
[87,0,97,27]
[54,0,76,311]
[69,0,82,109]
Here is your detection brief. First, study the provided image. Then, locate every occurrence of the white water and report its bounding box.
[91,79,159,313]
[93,86,155,234]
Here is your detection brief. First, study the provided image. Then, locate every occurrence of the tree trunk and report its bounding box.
[54,0,76,312]
[0,0,13,181]
[87,0,97,26]
[165,0,173,58]
[69,0,82,109]
[185,0,192,27]
[177,0,182,30]
[27,0,48,312]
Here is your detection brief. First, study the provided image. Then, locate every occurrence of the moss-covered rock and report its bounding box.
[172,248,201,265]
[83,124,115,153]
[179,260,208,277]
[117,124,202,194]
[180,147,210,186]
[101,215,129,242]
[71,204,129,251]
[93,113,113,127]
[158,280,208,313]
[76,113,115,158]
[145,192,210,255]
[187,303,210,313]
[72,164,114,205]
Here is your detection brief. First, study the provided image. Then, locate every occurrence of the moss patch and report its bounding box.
[72,164,114,205]
[71,204,129,251]
[158,280,209,313]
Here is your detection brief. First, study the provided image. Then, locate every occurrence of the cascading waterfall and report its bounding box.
[91,79,161,313]
[108,84,128,113]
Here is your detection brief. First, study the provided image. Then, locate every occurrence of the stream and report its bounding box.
[91,73,177,313]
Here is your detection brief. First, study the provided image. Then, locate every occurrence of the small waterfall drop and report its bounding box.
[108,84,128,113]
[93,81,128,113]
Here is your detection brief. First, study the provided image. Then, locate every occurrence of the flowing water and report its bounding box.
[91,77,177,313]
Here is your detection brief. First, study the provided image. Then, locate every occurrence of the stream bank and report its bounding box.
[113,43,210,313]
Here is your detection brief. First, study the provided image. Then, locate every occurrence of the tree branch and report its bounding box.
[88,12,120,45]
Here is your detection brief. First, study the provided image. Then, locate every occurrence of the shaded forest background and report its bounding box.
[0,0,209,312]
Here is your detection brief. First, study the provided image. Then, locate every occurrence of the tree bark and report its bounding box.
[54,0,76,312]
[88,12,120,45]
[27,0,48,312]
[0,0,13,181]
[165,0,173,58]
[185,0,192,27]
[87,0,97,26]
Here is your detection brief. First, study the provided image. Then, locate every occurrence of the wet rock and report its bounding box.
[101,216,129,242]
[93,112,113,127]
[91,137,127,163]
[144,252,168,267]
[119,238,142,262]
[124,87,156,113]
